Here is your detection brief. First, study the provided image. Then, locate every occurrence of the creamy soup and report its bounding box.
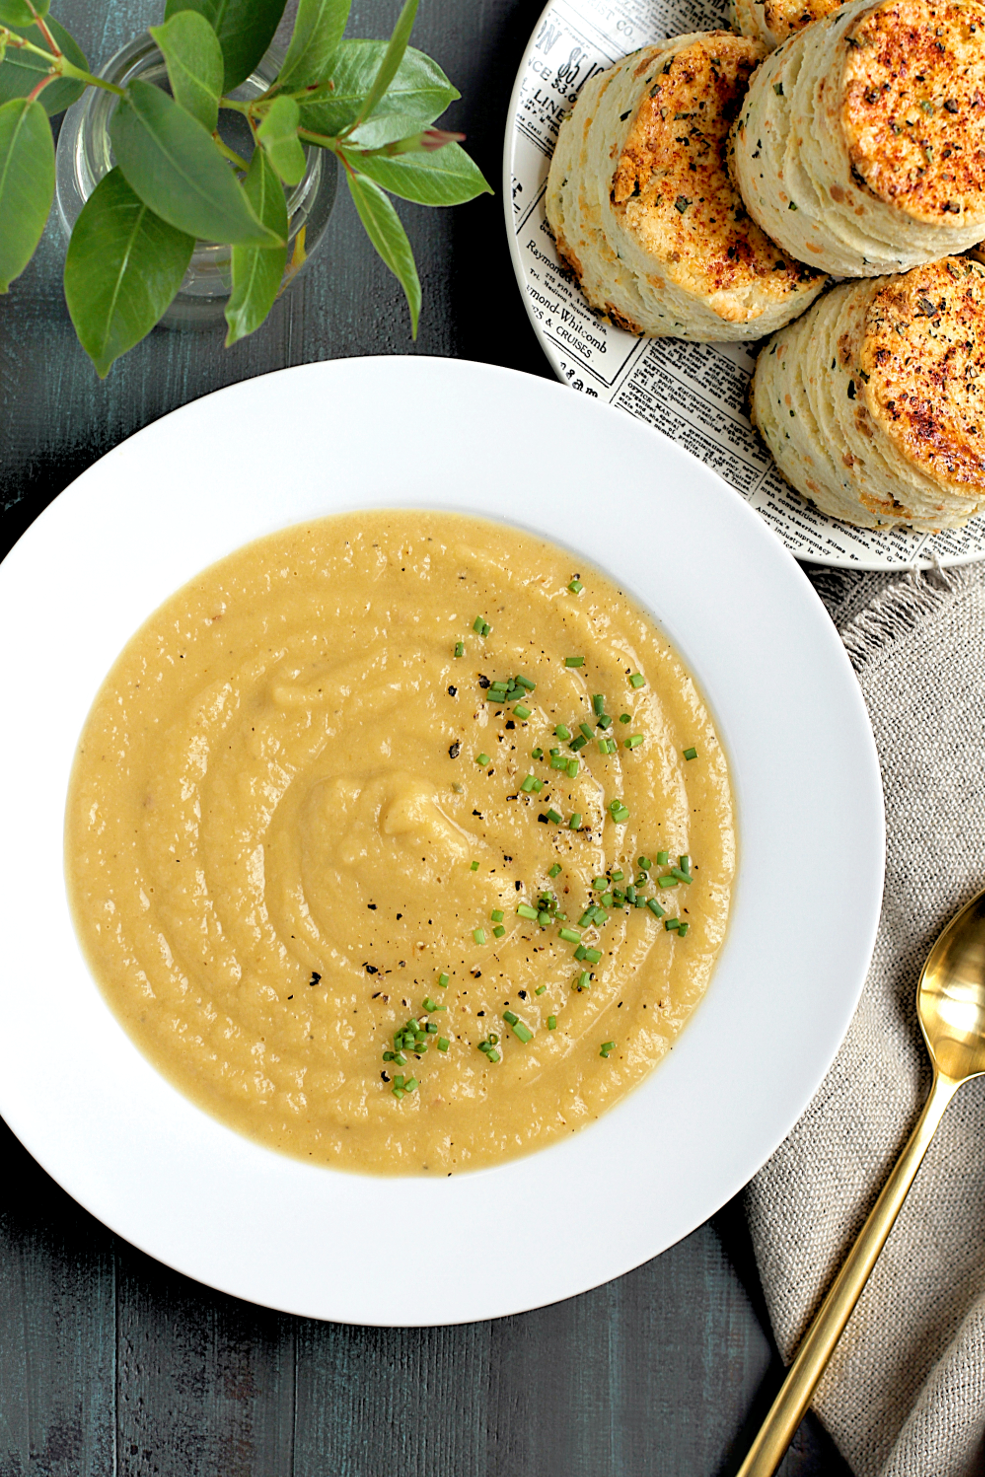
[66,513,735,1174]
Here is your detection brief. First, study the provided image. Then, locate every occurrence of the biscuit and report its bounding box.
[751,257,985,529]
[730,0,985,276]
[546,33,826,341]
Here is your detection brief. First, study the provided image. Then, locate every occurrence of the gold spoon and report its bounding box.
[737,885,985,1477]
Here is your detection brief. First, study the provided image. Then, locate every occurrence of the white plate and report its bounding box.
[504,0,985,571]
[0,356,883,1325]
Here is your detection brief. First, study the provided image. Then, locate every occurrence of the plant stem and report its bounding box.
[212,134,250,171]
[298,128,342,152]
[0,27,59,63]
[59,57,126,98]
[27,3,60,56]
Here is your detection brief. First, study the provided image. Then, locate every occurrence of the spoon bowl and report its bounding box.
[739,883,985,1476]
[919,889,985,1082]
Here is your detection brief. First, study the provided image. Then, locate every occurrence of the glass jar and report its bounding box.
[54,32,338,327]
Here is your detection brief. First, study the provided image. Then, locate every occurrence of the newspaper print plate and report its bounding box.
[504,0,985,570]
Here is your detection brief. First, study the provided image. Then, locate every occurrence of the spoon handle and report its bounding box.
[736,1069,960,1477]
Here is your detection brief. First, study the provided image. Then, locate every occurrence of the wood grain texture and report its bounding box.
[0,2,852,1473]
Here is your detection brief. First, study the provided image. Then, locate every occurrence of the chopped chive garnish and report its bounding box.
[548,1015,557,1029]
[611,870,624,881]
[593,876,607,890]
[579,723,594,741]
[503,1010,518,1026]
[619,713,631,724]
[404,1078,418,1092]
[601,892,613,907]
[569,735,587,752]
[547,808,563,824]
[454,641,465,657]
[487,1049,501,1062]
[597,738,608,754]
[550,755,567,770]
[392,1086,405,1099]
[684,747,698,760]
[609,801,630,823]
[491,909,504,922]
[422,997,439,1012]
[629,673,645,688]
[489,681,508,693]
[600,1042,614,1058]
[583,947,602,963]
[531,747,543,759]
[555,724,571,740]
[488,1033,499,1045]
[568,579,583,593]
[626,885,636,903]
[426,1022,439,1034]
[382,1051,395,1061]
[670,868,692,884]
[538,909,552,926]
[679,855,691,874]
[625,734,644,749]
[438,1037,450,1051]
[521,775,536,792]
[515,675,536,691]
[517,903,538,920]
[592,694,605,715]
[473,617,484,634]
[665,918,680,931]
[578,910,594,927]
[512,1021,533,1043]
[394,1051,407,1065]
[565,656,585,667]
[394,1075,405,1088]
[470,860,479,871]
[574,944,588,961]
[475,752,490,767]
[473,928,486,945]
[569,813,582,829]
[656,851,669,865]
[514,704,531,720]
[535,984,547,996]
[597,714,613,730]
[493,925,506,938]
[559,927,581,943]
[658,875,679,888]
[438,972,450,987]
[635,896,647,909]
[548,862,562,878]
[678,922,690,937]
[575,970,590,991]
[646,898,665,918]
[638,856,651,870]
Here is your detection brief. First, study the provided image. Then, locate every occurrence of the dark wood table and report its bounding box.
[0,3,852,1472]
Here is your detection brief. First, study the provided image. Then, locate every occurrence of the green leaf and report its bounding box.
[110,80,282,246]
[346,169,420,337]
[224,147,287,346]
[0,17,88,115]
[150,11,223,134]
[256,93,305,185]
[350,0,418,131]
[345,139,490,206]
[298,41,457,148]
[0,0,49,25]
[277,0,351,90]
[0,96,53,291]
[163,0,286,92]
[63,167,194,376]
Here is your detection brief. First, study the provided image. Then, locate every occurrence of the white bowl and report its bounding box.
[0,357,883,1324]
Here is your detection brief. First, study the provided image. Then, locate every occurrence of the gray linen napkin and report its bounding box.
[746,561,985,1477]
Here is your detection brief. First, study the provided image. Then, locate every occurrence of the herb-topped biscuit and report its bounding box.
[545,33,826,342]
[730,0,845,51]
[730,0,985,276]
[751,257,985,530]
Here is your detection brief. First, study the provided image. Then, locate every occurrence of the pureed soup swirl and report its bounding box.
[66,512,735,1175]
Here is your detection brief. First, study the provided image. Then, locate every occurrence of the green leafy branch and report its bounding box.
[0,0,491,375]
